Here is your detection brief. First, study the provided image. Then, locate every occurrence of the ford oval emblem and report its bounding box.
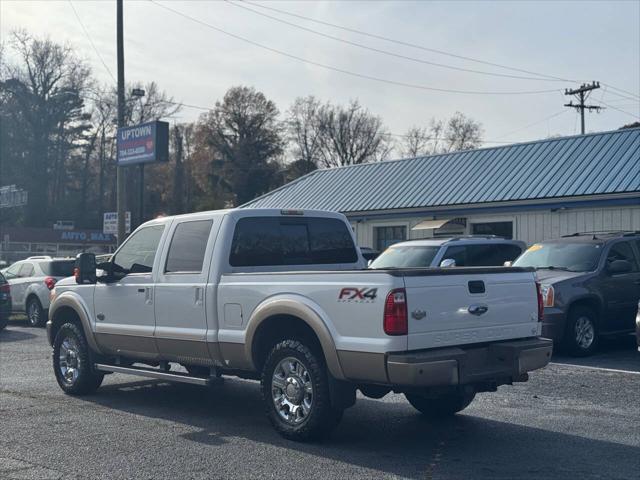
[411,309,427,320]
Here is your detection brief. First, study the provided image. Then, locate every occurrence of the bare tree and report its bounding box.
[287,96,323,166]
[401,113,482,157]
[316,99,391,168]
[443,112,483,152]
[401,126,430,158]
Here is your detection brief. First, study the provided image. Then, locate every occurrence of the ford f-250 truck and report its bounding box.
[47,208,552,441]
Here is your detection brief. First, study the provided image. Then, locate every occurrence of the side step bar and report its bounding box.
[94,363,210,386]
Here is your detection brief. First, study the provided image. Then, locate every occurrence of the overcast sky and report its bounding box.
[2,0,639,148]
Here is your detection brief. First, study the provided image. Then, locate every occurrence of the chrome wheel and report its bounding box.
[271,357,313,425]
[58,337,81,385]
[27,301,40,326]
[574,316,595,350]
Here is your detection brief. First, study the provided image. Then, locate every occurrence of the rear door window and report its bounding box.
[165,220,213,273]
[230,216,357,267]
[19,263,35,278]
[606,241,639,271]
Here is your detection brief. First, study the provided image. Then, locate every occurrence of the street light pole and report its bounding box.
[116,0,126,245]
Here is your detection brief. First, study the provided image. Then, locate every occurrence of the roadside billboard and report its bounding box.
[116,121,169,166]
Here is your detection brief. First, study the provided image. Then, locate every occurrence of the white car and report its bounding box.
[2,257,75,327]
[369,237,526,269]
[47,208,551,441]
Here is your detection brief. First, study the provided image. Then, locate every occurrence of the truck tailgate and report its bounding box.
[403,269,540,350]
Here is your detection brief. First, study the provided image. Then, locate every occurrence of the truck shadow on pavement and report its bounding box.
[82,376,638,480]
[0,326,37,343]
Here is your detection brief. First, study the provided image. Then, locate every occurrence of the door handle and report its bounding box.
[144,287,153,305]
[194,287,203,306]
[468,304,489,316]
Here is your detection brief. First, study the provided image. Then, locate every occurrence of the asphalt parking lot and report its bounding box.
[1,318,639,480]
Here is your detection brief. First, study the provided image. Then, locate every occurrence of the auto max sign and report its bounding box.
[117,120,169,166]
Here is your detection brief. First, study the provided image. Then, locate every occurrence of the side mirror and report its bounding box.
[74,253,97,284]
[440,258,456,268]
[607,259,632,275]
[367,259,373,267]
[503,261,513,267]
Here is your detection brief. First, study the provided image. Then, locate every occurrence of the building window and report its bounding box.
[471,221,513,239]
[375,226,407,251]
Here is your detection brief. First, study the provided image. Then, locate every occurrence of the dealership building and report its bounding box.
[0,226,117,264]
[244,127,640,251]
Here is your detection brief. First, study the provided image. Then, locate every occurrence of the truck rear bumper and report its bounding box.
[386,337,553,388]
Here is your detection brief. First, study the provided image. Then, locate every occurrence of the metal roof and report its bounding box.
[244,128,640,213]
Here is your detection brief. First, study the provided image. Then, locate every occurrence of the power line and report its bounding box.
[241,1,640,102]
[601,82,640,100]
[241,0,572,83]
[595,99,640,120]
[148,0,560,96]
[225,0,561,82]
[68,0,116,83]
[494,110,568,139]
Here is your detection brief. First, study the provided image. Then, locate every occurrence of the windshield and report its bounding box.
[369,245,440,269]
[513,242,603,272]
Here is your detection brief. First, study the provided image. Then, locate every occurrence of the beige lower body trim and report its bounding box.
[95,333,160,361]
[337,350,388,384]
[218,342,253,370]
[155,338,218,366]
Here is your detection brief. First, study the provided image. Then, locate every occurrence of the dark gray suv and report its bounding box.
[513,232,640,356]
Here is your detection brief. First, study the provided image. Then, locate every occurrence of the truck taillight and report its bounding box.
[535,281,544,323]
[44,276,57,290]
[0,284,10,294]
[384,288,407,335]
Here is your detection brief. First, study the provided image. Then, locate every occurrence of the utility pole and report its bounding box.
[564,81,604,135]
[116,0,126,245]
[132,88,146,227]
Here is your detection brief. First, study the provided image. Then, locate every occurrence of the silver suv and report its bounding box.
[369,236,526,269]
[2,257,75,327]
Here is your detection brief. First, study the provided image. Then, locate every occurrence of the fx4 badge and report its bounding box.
[338,287,378,303]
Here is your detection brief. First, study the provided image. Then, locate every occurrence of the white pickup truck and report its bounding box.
[47,208,552,441]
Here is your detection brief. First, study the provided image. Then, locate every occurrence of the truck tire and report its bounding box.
[261,339,343,441]
[26,297,45,328]
[53,322,104,395]
[0,315,7,332]
[405,390,476,418]
[563,306,599,357]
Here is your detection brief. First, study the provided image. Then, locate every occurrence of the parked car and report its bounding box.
[2,256,75,327]
[513,231,640,356]
[47,208,551,441]
[368,236,526,269]
[0,272,11,332]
